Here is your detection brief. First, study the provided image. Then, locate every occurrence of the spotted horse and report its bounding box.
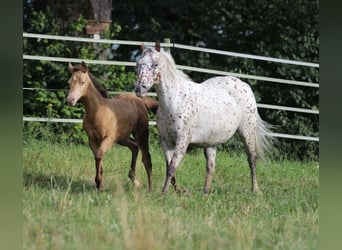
[135,42,274,195]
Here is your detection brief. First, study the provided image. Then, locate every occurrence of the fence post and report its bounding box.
[163,38,171,53]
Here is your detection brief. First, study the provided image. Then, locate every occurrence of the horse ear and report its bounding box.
[155,41,161,52]
[68,62,74,72]
[140,42,145,52]
[81,61,88,73]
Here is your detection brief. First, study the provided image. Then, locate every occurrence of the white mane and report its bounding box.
[159,49,192,83]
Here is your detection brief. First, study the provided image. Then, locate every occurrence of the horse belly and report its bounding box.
[191,99,241,145]
[191,120,238,146]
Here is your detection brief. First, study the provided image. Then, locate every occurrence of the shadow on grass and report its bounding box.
[23,169,97,194]
[23,169,142,195]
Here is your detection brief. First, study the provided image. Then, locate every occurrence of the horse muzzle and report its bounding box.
[67,93,80,106]
[135,83,147,97]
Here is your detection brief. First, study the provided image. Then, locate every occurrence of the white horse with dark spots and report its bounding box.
[135,42,274,195]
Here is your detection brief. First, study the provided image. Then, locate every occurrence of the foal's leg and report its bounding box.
[89,137,115,191]
[118,138,140,188]
[239,127,259,193]
[203,147,217,194]
[135,132,153,191]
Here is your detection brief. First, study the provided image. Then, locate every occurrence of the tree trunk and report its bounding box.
[89,0,112,20]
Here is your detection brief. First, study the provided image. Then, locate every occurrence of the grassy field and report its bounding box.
[23,139,318,250]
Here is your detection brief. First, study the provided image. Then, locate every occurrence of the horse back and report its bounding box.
[189,76,258,145]
[83,95,149,143]
[115,93,158,114]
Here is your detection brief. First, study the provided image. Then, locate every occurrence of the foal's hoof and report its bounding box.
[133,180,142,189]
[176,188,191,196]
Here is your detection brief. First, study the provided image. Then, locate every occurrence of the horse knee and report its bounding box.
[94,149,106,159]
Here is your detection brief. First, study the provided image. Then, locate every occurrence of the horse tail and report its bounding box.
[255,113,274,162]
[142,97,159,114]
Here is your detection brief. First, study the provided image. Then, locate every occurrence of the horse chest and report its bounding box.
[157,100,198,145]
[83,120,106,141]
[83,111,115,141]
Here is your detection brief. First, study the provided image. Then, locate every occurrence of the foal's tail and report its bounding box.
[142,97,159,114]
[255,113,275,162]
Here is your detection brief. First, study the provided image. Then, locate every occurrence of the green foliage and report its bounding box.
[23,140,318,249]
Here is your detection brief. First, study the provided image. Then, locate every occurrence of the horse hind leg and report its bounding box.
[118,138,141,189]
[136,132,153,191]
[238,127,259,193]
[203,147,217,194]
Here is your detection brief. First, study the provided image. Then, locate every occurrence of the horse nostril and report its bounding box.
[136,84,146,90]
[67,95,76,106]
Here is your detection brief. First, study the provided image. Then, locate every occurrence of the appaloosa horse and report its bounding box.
[135,42,273,195]
[67,61,158,191]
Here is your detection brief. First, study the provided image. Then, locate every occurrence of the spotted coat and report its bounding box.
[135,45,273,195]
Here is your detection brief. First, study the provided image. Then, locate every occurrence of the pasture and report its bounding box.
[23,139,318,249]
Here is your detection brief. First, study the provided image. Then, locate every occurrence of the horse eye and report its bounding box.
[153,63,158,68]
[81,81,85,85]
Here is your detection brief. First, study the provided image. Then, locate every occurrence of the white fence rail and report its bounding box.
[23,33,319,142]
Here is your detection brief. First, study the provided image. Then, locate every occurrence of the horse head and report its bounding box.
[67,61,91,106]
[135,42,162,97]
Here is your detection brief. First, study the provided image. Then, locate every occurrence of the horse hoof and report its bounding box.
[133,180,142,189]
[176,188,190,196]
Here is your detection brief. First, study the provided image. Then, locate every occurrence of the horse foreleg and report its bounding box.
[118,139,140,189]
[162,145,187,195]
[91,137,115,191]
[203,147,217,194]
[94,157,104,190]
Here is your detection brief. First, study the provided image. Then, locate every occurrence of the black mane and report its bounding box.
[72,63,109,98]
[88,72,109,98]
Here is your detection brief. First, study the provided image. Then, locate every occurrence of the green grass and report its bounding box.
[23,139,318,250]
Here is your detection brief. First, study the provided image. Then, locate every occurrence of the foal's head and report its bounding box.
[67,61,92,106]
[67,61,108,106]
[135,42,162,97]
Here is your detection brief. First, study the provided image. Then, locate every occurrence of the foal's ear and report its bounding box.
[81,61,88,73]
[155,41,161,52]
[68,62,74,73]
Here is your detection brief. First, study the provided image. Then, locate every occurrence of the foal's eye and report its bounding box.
[81,81,85,85]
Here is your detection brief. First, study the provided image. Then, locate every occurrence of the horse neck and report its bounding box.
[81,81,106,117]
[156,62,187,108]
